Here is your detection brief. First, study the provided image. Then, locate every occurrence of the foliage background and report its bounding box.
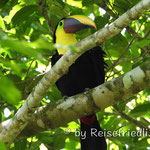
[0,0,150,149]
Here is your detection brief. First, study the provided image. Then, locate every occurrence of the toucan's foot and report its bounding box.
[63,95,68,101]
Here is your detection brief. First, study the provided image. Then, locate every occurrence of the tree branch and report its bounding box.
[1,58,150,140]
[113,104,148,130]
[0,0,150,146]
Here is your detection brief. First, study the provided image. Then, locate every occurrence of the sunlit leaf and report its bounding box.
[0,58,21,72]
[1,38,54,63]
[129,102,150,117]
[0,15,5,29]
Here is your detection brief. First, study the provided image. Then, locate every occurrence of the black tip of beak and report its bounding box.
[64,18,94,33]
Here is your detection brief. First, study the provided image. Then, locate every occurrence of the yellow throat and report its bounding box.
[56,27,77,55]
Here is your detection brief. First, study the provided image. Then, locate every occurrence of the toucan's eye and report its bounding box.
[59,21,63,26]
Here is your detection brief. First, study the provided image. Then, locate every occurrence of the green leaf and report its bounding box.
[47,85,62,102]
[107,49,120,58]
[82,0,94,6]
[14,139,27,150]
[95,14,110,30]
[28,37,54,51]
[39,134,53,144]
[1,39,46,62]
[110,136,134,147]
[28,141,41,150]
[0,73,21,105]
[134,137,150,149]
[65,139,78,150]
[136,39,150,47]
[104,115,119,130]
[0,29,8,41]
[76,28,92,41]
[56,0,65,7]
[66,3,83,16]
[114,0,131,10]
[130,102,150,117]
[0,15,5,29]
[130,44,140,57]
[53,135,66,149]
[122,61,132,73]
[143,87,150,96]
[11,5,39,27]
[131,0,141,5]
[0,58,21,73]
[0,142,7,150]
[7,74,24,92]
[106,34,128,54]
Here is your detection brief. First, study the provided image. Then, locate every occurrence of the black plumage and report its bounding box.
[51,47,105,96]
[51,47,107,150]
[51,16,107,150]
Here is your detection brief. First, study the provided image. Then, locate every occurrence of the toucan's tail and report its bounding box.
[80,114,107,150]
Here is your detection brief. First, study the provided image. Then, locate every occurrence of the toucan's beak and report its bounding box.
[63,15,96,33]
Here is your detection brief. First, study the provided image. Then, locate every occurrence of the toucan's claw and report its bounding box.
[63,95,68,101]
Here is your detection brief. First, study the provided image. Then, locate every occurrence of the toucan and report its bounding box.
[51,15,107,150]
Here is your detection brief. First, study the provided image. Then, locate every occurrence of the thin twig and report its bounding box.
[142,28,150,39]
[106,36,135,73]
[23,59,35,98]
[141,117,150,124]
[106,21,144,74]
[113,104,149,131]
[6,56,27,61]
[111,55,142,66]
[38,0,54,34]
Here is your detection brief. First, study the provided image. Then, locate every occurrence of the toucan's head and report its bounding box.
[54,15,96,54]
